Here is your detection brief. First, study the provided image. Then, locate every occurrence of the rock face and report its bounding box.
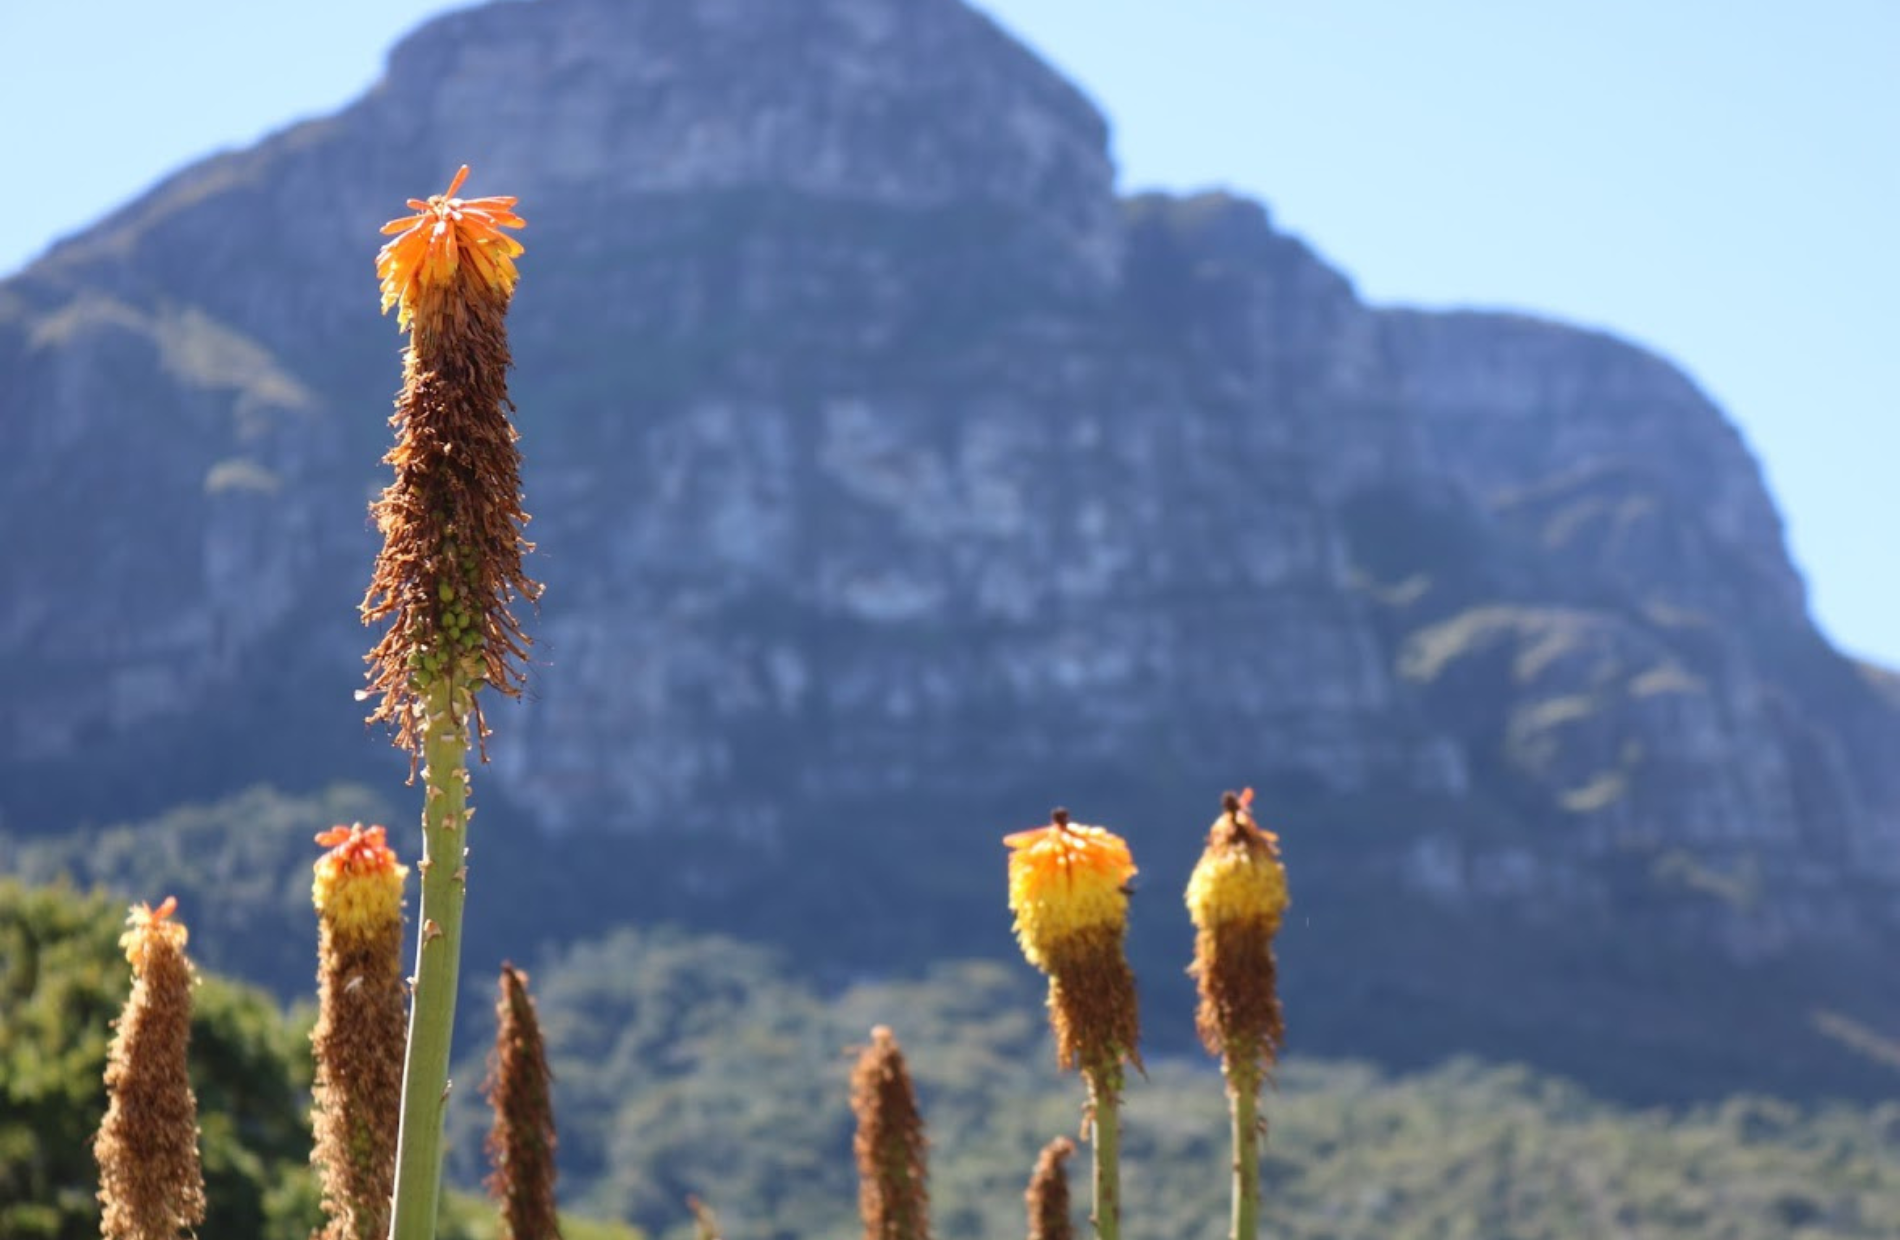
[4,0,1897,1092]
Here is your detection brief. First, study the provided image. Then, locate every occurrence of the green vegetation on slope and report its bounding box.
[11,782,1900,1107]
[435,924,1900,1240]
[0,880,644,1240]
[5,877,1899,1239]
[0,880,317,1240]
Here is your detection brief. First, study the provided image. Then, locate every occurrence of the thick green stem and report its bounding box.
[1229,1060,1260,1240]
[388,674,473,1240]
[1085,1064,1122,1240]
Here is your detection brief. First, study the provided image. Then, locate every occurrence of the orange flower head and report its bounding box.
[377,165,526,330]
[120,896,188,972]
[313,823,409,936]
[1007,810,1143,1073]
[1006,810,1136,971]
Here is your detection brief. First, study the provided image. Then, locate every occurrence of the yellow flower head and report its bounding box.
[120,896,189,973]
[1186,788,1287,935]
[1006,810,1137,971]
[312,823,408,937]
[376,164,526,330]
[1187,789,1289,1076]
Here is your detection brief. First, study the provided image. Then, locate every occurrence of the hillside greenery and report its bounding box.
[0,880,644,1240]
[442,929,1900,1239]
[8,781,1900,1111]
[1,880,315,1240]
[5,878,1899,1238]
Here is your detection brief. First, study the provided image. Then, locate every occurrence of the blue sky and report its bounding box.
[3,0,1894,665]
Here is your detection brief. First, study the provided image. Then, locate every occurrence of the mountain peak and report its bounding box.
[376,0,1118,263]
[34,0,1120,297]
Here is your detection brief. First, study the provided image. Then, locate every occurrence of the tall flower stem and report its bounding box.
[1004,811,1140,1240]
[1227,1059,1259,1240]
[363,165,532,1240]
[1186,790,1288,1240]
[1084,1065,1122,1240]
[389,675,472,1240]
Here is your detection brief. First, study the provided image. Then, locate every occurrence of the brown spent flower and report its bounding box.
[1043,928,1142,1077]
[94,898,205,1240]
[850,1026,930,1240]
[1186,790,1289,1087]
[361,165,538,766]
[1024,1136,1076,1240]
[310,826,409,1240]
[687,1195,724,1240]
[485,964,562,1240]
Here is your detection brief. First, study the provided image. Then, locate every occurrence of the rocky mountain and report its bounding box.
[4,0,1897,1097]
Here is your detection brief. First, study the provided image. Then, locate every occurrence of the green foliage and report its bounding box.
[0,880,651,1240]
[440,1190,647,1240]
[6,878,1899,1239]
[433,924,1900,1240]
[0,879,320,1240]
[0,882,123,1239]
[4,784,395,992]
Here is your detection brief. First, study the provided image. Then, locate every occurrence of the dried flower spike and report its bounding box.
[1025,1136,1076,1240]
[95,898,205,1240]
[687,1196,725,1240]
[850,1026,930,1240]
[485,964,562,1240]
[311,825,409,1240]
[361,163,537,764]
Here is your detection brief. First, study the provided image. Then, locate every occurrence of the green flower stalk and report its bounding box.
[1185,790,1289,1240]
[363,164,537,1240]
[1006,810,1141,1240]
[311,825,410,1240]
[485,964,561,1240]
[850,1026,931,1240]
[94,898,205,1240]
[1024,1136,1076,1240]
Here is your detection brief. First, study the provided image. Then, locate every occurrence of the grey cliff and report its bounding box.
[3,0,1896,1094]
